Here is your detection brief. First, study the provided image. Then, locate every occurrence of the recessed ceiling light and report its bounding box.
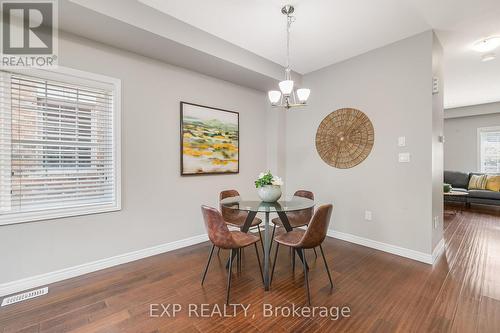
[481,53,496,62]
[472,36,500,52]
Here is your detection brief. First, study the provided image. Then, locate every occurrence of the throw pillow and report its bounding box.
[468,174,488,190]
[486,175,500,192]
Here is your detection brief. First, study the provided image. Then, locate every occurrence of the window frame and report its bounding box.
[0,66,121,226]
[477,126,500,173]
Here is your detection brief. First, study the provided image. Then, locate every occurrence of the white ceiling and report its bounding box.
[138,0,500,108]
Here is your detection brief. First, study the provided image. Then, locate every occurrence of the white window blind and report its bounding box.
[0,69,120,224]
[479,127,500,173]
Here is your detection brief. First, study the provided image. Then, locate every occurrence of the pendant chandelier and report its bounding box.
[268,5,310,109]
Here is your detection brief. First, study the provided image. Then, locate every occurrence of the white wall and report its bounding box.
[265,108,287,192]
[285,31,438,255]
[444,111,500,172]
[431,33,444,250]
[0,32,268,284]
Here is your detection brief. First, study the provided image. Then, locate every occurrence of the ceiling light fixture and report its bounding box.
[268,5,310,109]
[471,36,500,53]
[481,53,496,62]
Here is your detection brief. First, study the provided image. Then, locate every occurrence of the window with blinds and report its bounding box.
[0,69,120,224]
[479,127,500,173]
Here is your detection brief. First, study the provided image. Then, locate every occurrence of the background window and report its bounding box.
[479,127,500,173]
[0,69,121,225]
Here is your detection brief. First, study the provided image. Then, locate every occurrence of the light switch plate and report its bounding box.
[398,152,410,163]
[398,136,406,147]
[365,210,372,221]
[433,77,439,94]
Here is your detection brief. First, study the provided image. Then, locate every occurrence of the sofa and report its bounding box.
[444,170,500,206]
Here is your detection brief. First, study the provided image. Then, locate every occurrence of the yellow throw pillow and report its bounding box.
[469,174,488,190]
[486,175,500,192]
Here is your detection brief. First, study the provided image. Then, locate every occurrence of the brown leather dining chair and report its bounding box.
[220,190,263,252]
[271,204,334,305]
[270,190,316,258]
[200,205,263,305]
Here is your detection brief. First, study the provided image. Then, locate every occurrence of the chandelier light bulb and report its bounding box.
[279,80,294,95]
[297,88,311,102]
[268,90,282,104]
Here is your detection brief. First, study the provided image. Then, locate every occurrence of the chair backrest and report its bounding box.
[201,205,235,249]
[219,189,242,221]
[294,190,314,200]
[220,189,240,200]
[289,190,314,224]
[298,204,333,249]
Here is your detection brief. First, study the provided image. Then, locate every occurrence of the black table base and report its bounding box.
[221,197,315,291]
[227,209,308,291]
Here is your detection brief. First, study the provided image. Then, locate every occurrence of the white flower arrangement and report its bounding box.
[271,176,284,186]
[255,171,284,188]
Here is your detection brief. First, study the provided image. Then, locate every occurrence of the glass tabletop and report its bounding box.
[220,196,314,212]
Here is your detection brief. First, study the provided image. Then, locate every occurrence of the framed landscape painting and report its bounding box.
[180,102,239,175]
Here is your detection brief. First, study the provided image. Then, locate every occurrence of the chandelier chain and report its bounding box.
[285,14,294,80]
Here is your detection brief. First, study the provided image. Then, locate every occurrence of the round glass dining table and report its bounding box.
[220,196,315,290]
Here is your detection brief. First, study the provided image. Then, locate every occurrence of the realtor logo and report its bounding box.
[1,0,58,67]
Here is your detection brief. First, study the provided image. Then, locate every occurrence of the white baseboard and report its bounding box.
[432,238,445,263]
[0,233,209,297]
[327,229,434,265]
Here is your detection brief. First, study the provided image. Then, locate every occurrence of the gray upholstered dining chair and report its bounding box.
[271,204,334,305]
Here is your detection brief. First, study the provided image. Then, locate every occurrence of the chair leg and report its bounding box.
[313,247,318,258]
[292,248,296,271]
[269,224,276,256]
[226,249,234,305]
[239,249,243,272]
[254,243,264,285]
[201,244,215,285]
[217,247,221,256]
[271,242,280,283]
[319,244,334,288]
[301,248,311,305]
[237,249,241,273]
[258,227,264,253]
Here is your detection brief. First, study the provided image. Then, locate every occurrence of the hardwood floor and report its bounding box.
[2,205,500,332]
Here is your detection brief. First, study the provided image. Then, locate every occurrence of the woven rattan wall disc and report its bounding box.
[315,108,374,169]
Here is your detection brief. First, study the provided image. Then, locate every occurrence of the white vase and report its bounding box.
[257,185,282,202]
